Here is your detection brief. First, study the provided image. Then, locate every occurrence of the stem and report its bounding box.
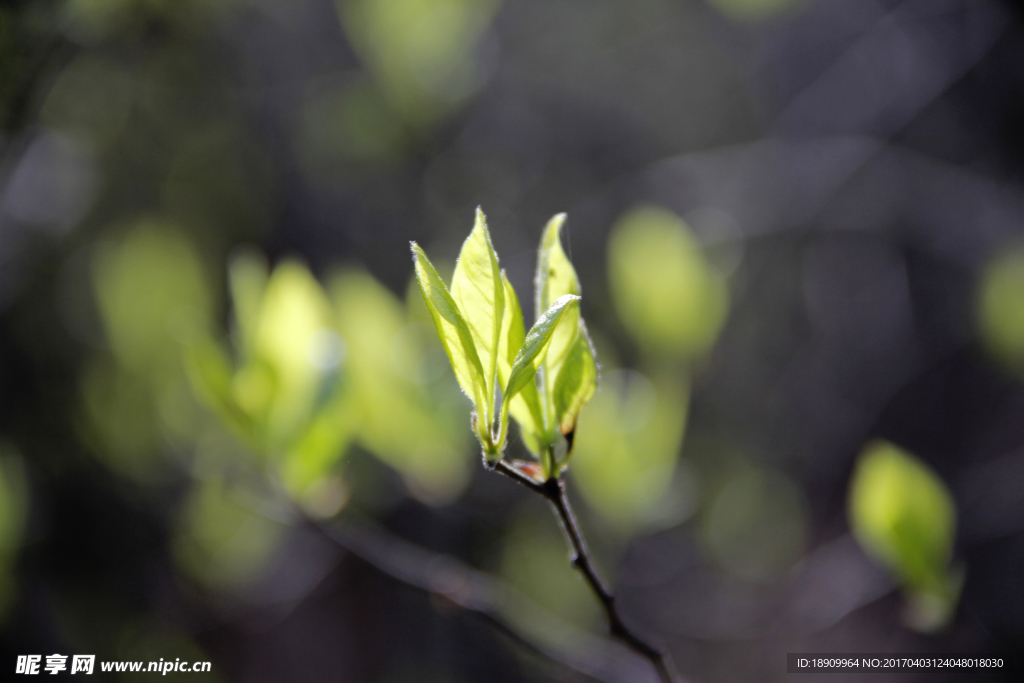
[489,459,678,683]
[490,458,545,494]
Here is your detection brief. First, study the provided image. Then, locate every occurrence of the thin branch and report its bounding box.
[545,478,678,683]
[486,457,546,494]
[489,460,679,683]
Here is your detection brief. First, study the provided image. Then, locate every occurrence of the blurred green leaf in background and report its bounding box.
[4,0,1017,676]
[703,466,808,582]
[568,204,733,533]
[979,242,1024,374]
[93,221,214,376]
[173,475,288,592]
[609,206,728,361]
[336,0,500,125]
[81,220,216,482]
[571,370,690,531]
[849,440,962,632]
[186,252,351,510]
[0,446,27,622]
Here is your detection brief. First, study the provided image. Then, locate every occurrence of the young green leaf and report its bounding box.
[494,293,579,462]
[497,271,545,450]
[451,208,504,423]
[535,214,579,316]
[411,243,487,414]
[534,214,581,401]
[848,440,959,631]
[553,320,598,439]
[503,294,580,413]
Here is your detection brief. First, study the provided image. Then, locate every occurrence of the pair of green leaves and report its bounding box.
[411,209,597,478]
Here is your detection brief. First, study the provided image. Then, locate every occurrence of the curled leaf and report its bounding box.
[534,214,581,404]
[497,271,545,452]
[505,295,581,405]
[411,243,487,419]
[553,320,598,441]
[497,293,579,466]
[451,208,504,423]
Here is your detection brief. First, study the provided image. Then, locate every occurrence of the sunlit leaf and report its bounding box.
[535,214,580,397]
[501,294,579,469]
[450,208,504,424]
[552,321,598,441]
[505,295,580,408]
[411,243,486,417]
[609,206,727,358]
[848,440,960,632]
[497,271,544,452]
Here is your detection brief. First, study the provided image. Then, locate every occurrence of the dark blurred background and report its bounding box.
[3,0,1024,681]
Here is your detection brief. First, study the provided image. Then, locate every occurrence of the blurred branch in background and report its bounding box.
[322,512,656,683]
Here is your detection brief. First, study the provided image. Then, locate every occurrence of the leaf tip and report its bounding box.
[474,206,489,229]
[546,213,567,236]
